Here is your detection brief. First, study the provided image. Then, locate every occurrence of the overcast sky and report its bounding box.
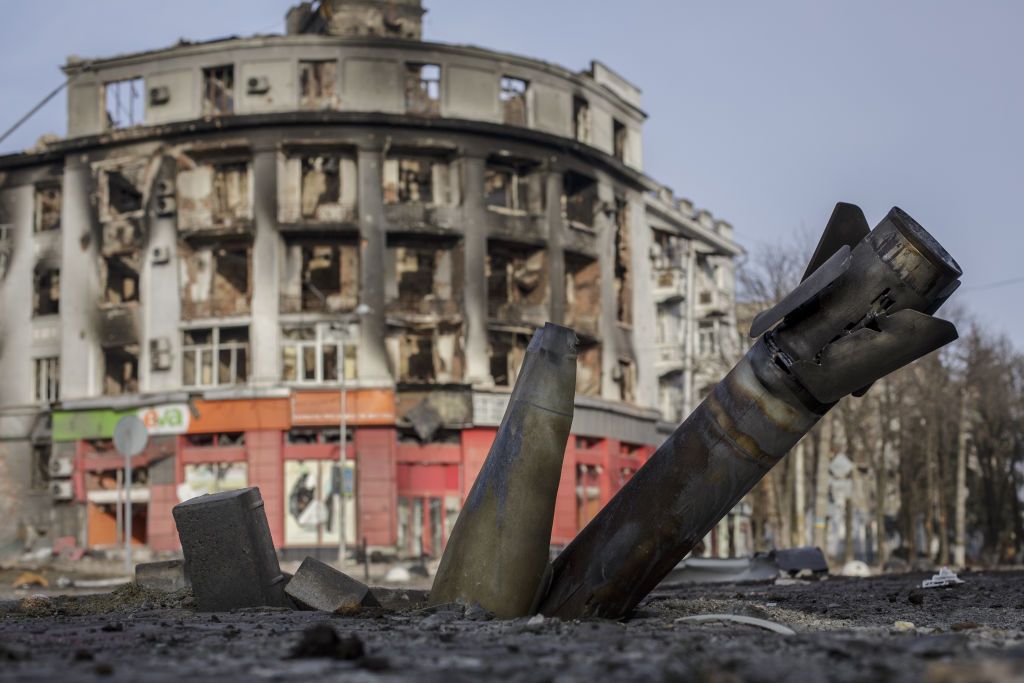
[1,1,1021,342]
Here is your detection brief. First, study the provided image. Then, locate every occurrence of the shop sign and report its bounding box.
[137,404,190,435]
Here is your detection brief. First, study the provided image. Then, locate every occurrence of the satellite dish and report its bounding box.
[113,415,149,457]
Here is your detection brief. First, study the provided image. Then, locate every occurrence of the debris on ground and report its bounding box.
[923,567,965,589]
[135,560,189,593]
[677,613,797,635]
[284,557,380,614]
[286,624,365,660]
[12,571,48,589]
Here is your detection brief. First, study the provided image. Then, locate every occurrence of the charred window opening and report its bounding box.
[614,358,636,403]
[301,155,340,219]
[487,242,547,319]
[180,243,251,318]
[500,76,528,126]
[576,338,601,397]
[401,333,435,383]
[106,170,144,216]
[281,151,356,223]
[573,96,590,143]
[34,357,60,403]
[177,159,251,231]
[565,253,600,335]
[202,65,234,116]
[33,266,60,316]
[383,157,452,205]
[281,324,357,383]
[105,77,144,129]
[212,162,250,224]
[182,326,249,388]
[613,118,627,161]
[484,160,541,214]
[282,241,359,313]
[488,331,530,387]
[103,253,140,304]
[405,63,441,116]
[299,60,337,109]
[393,325,463,384]
[34,182,61,232]
[103,345,139,395]
[30,444,51,491]
[561,172,597,228]
[614,199,632,325]
[387,238,460,316]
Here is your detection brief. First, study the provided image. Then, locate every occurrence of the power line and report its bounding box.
[0,78,73,148]
[962,275,1024,292]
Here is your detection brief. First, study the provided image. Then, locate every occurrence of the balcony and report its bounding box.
[486,207,546,243]
[653,341,685,374]
[651,268,687,302]
[383,202,459,234]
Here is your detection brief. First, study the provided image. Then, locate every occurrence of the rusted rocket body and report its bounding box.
[539,204,962,619]
[429,322,577,617]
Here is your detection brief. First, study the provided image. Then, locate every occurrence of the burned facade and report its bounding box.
[0,0,741,559]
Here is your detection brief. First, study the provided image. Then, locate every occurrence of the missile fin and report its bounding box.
[801,202,870,282]
[749,245,851,339]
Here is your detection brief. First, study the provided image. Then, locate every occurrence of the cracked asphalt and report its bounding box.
[2,571,1023,682]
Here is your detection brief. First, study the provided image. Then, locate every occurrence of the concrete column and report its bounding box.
[595,178,618,400]
[628,194,657,409]
[460,155,489,386]
[682,242,698,416]
[142,160,182,394]
[250,147,281,386]
[60,155,102,399]
[545,169,566,325]
[0,184,34,407]
[356,147,391,382]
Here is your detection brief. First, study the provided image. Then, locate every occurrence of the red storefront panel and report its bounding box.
[355,427,397,547]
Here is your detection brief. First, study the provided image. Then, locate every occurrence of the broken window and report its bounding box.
[103,254,140,305]
[613,118,627,161]
[180,243,251,318]
[300,155,340,219]
[484,161,541,214]
[281,324,357,383]
[573,96,590,143]
[105,77,144,129]
[500,76,528,126]
[487,242,546,319]
[400,333,435,382]
[302,244,356,311]
[614,199,632,325]
[564,254,600,335]
[397,249,437,304]
[34,182,61,232]
[182,326,249,388]
[388,240,459,315]
[576,339,601,397]
[488,331,530,387]
[34,357,59,403]
[105,169,144,217]
[651,229,686,287]
[103,345,139,395]
[299,60,338,109]
[405,63,441,116]
[176,160,251,230]
[698,320,718,357]
[561,172,597,228]
[212,162,249,224]
[383,158,452,205]
[33,266,60,316]
[202,65,234,116]
[614,359,635,403]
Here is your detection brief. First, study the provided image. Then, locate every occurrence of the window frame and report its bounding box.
[181,325,250,388]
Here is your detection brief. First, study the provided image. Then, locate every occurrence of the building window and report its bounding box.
[103,345,139,395]
[180,243,251,318]
[487,242,546,319]
[33,266,60,316]
[299,60,337,110]
[698,320,718,357]
[34,357,59,403]
[614,359,635,403]
[282,241,359,314]
[614,199,632,325]
[300,155,341,219]
[104,77,144,129]
[182,326,249,388]
[405,63,441,115]
[573,96,590,143]
[488,331,531,387]
[103,168,144,218]
[500,76,528,126]
[484,162,538,213]
[202,65,235,116]
[103,254,140,305]
[34,183,61,232]
[613,118,627,161]
[281,324,357,384]
[561,172,597,228]
[383,158,452,204]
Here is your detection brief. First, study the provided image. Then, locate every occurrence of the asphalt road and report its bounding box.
[1,571,1023,682]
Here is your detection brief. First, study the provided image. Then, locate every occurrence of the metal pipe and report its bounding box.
[539,204,962,619]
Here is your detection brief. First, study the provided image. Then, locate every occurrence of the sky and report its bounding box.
[1,1,1021,342]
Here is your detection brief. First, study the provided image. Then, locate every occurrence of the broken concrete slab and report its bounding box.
[284,557,380,614]
[135,560,189,593]
[172,487,289,611]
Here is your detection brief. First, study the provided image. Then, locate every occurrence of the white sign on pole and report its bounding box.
[113,415,148,576]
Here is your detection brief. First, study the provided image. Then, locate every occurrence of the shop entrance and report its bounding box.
[396,463,460,558]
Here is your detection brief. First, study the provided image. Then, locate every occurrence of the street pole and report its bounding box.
[124,450,133,575]
[338,338,347,567]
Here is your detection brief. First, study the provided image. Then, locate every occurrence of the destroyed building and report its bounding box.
[0,0,741,561]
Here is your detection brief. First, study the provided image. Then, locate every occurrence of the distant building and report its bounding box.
[0,0,742,560]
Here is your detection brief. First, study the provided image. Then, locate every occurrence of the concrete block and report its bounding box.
[284,557,380,614]
[135,560,189,593]
[172,487,289,611]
